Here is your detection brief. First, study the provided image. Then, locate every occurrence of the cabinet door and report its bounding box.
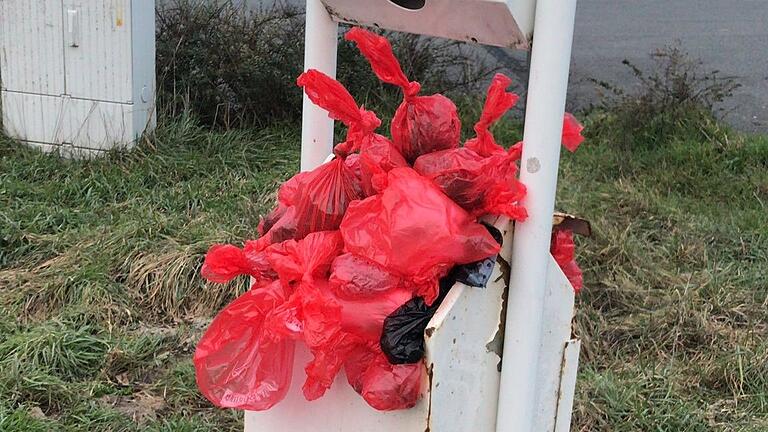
[61,0,132,103]
[1,92,66,145]
[0,0,66,95]
[59,97,135,149]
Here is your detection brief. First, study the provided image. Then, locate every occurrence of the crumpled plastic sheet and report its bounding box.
[562,112,585,152]
[340,167,500,305]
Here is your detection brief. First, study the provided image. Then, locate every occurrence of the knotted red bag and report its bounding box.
[194,279,295,411]
[296,69,407,196]
[414,74,528,220]
[345,27,461,164]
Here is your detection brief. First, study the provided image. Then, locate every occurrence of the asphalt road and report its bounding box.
[172,0,768,132]
[570,0,768,132]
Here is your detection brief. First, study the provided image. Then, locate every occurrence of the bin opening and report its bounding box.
[388,0,426,11]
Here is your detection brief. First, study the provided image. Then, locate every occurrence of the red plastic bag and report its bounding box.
[292,156,364,240]
[562,112,585,152]
[258,171,311,238]
[200,244,254,284]
[464,107,583,163]
[258,231,351,400]
[257,154,364,247]
[329,253,402,299]
[336,287,413,340]
[413,74,528,220]
[340,167,500,304]
[344,342,423,411]
[201,240,275,284]
[194,280,295,411]
[262,231,417,399]
[296,68,407,196]
[263,231,405,402]
[358,137,408,196]
[344,153,363,181]
[297,69,385,156]
[414,149,528,221]
[264,230,343,287]
[266,281,355,401]
[264,231,343,347]
[551,228,584,293]
[256,71,378,247]
[269,279,414,401]
[345,27,461,163]
[302,329,361,400]
[464,73,520,157]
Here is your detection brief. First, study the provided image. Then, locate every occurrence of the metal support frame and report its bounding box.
[300,0,338,172]
[496,0,578,430]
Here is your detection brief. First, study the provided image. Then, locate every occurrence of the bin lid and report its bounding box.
[321,0,536,49]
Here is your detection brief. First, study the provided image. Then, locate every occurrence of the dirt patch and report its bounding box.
[99,392,167,425]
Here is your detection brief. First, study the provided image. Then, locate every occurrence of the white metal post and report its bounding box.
[300,0,338,172]
[495,0,578,431]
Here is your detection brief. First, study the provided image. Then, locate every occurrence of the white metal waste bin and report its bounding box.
[245,0,582,430]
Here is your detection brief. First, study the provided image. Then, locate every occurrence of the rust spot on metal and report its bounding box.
[322,3,338,17]
[424,364,434,432]
[570,314,579,340]
[552,212,592,237]
[116,6,124,27]
[321,3,362,25]
[509,38,531,50]
[493,254,511,286]
[551,341,572,430]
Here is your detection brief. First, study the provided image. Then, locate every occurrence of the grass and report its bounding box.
[0,115,298,430]
[1,107,767,430]
[559,117,768,431]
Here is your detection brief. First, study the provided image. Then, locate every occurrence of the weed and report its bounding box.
[0,404,55,432]
[0,321,109,381]
[558,110,767,430]
[590,44,741,149]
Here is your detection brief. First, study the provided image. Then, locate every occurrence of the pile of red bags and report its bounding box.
[194,27,586,412]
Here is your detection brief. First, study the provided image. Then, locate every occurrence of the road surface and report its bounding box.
[570,0,768,132]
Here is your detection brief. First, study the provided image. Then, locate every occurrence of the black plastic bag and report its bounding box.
[452,223,503,288]
[380,277,454,364]
[380,223,503,364]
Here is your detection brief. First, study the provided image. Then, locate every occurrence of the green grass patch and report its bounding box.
[1,106,766,430]
[0,116,298,430]
[562,113,768,430]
